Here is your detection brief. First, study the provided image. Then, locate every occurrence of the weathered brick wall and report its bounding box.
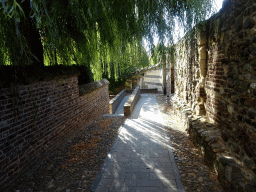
[206,0,256,169]
[170,0,256,189]
[172,27,203,114]
[0,71,109,190]
[166,67,175,97]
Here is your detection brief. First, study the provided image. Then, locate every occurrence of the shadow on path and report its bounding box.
[91,94,184,192]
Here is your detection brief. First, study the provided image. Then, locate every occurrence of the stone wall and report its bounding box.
[170,94,256,191]
[167,66,174,97]
[170,0,256,190]
[0,66,110,190]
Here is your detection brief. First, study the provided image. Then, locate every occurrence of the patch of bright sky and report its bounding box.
[143,0,224,57]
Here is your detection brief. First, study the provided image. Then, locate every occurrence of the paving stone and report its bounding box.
[163,187,179,192]
[94,184,111,192]
[92,94,184,192]
[148,179,165,187]
[154,167,174,173]
[127,160,141,167]
[148,186,164,191]
[138,166,153,173]
[137,178,151,187]
[125,166,140,173]
[109,184,136,192]
[161,178,177,188]
[97,178,113,186]
[123,177,137,186]
[149,172,175,180]
[101,169,126,179]
[137,172,150,179]
[155,94,224,192]
[136,187,150,192]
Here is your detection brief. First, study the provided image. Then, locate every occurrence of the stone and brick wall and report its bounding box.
[205,1,256,165]
[169,0,256,190]
[0,66,110,190]
[167,66,175,97]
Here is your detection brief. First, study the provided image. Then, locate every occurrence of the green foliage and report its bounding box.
[151,43,167,64]
[0,0,217,81]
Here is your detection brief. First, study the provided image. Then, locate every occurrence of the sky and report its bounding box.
[143,0,224,57]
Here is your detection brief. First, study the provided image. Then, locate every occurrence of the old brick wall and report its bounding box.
[206,0,256,170]
[0,70,109,190]
[170,0,256,188]
[172,27,203,114]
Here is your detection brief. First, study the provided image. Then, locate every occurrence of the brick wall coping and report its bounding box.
[79,79,110,95]
[0,65,80,88]
[124,86,141,117]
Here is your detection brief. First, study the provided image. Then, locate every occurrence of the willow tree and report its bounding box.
[0,0,218,76]
[151,43,168,65]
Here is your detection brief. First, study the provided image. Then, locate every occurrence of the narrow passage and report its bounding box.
[91,94,184,192]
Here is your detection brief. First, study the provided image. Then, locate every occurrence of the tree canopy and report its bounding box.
[150,43,168,65]
[0,0,217,80]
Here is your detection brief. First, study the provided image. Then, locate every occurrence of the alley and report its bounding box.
[91,94,184,192]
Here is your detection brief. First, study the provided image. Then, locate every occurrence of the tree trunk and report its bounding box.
[18,0,44,67]
[54,49,58,65]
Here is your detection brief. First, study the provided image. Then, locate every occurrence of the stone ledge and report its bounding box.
[126,88,158,94]
[109,90,126,114]
[110,88,157,115]
[169,94,256,192]
[124,86,141,117]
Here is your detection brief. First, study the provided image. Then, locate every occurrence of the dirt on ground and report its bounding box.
[12,116,126,192]
[155,94,224,192]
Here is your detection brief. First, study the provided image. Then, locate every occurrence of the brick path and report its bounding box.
[90,93,184,192]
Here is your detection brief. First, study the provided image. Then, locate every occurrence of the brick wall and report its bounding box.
[170,0,256,184]
[166,66,174,97]
[0,68,110,190]
[206,0,256,169]
[172,27,201,112]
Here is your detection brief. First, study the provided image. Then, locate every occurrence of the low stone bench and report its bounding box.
[109,90,126,114]
[124,86,141,117]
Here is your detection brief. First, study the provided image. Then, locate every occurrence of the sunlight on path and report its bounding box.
[91,94,184,192]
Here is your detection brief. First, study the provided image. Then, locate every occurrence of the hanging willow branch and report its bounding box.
[0,0,218,80]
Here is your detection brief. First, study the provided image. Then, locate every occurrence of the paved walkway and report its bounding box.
[91,94,184,192]
[140,68,163,92]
